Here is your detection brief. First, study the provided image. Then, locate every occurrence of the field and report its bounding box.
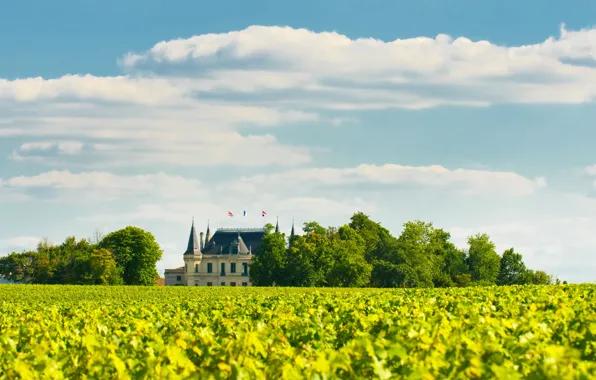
[0,285,594,379]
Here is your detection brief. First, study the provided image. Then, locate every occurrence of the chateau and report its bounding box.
[164,219,291,286]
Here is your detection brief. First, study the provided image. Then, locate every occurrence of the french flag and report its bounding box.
[261,210,267,217]
[228,211,234,217]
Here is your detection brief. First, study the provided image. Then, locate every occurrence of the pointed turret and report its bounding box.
[275,217,279,233]
[289,218,295,248]
[184,218,200,255]
[204,221,211,247]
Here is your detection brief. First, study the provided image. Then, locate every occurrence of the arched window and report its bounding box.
[195,263,199,273]
[185,263,187,272]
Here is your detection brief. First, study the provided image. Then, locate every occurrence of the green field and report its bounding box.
[0,285,594,379]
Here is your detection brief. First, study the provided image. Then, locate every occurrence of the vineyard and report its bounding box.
[0,285,594,379]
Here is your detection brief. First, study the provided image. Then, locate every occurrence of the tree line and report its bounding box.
[250,212,560,287]
[1,212,559,287]
[0,227,162,285]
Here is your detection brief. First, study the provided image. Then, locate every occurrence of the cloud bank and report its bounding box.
[1,24,596,169]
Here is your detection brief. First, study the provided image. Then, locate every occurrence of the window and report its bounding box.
[230,282,236,286]
[221,263,225,275]
[221,282,226,286]
[242,282,248,287]
[194,263,199,273]
[176,275,182,281]
[185,264,187,272]
[207,263,212,273]
[242,263,248,275]
[207,282,213,286]
[231,245,238,254]
[231,263,236,273]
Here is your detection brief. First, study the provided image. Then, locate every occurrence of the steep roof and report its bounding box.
[202,228,265,255]
[184,219,201,255]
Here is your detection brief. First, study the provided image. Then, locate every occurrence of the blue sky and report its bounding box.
[1,0,596,282]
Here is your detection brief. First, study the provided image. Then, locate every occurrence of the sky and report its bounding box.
[1,0,596,283]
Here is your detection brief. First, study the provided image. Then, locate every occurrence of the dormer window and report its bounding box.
[230,245,239,254]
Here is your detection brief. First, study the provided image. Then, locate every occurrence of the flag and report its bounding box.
[261,210,267,217]
[243,210,247,216]
[228,211,234,217]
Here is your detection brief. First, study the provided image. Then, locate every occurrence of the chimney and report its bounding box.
[199,232,204,250]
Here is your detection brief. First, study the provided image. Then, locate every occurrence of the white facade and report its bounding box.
[164,268,185,286]
[182,252,252,286]
[165,223,262,286]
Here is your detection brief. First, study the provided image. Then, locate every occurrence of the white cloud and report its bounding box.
[0,96,316,167]
[0,75,186,105]
[585,164,596,176]
[0,236,41,253]
[19,141,84,155]
[229,164,546,197]
[2,25,596,168]
[120,24,596,108]
[78,202,223,224]
[0,171,208,200]
[79,195,376,225]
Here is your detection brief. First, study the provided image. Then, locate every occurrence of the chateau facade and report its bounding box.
[164,220,271,286]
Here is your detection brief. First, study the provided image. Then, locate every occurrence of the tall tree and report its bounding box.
[394,221,452,288]
[326,225,372,287]
[497,248,527,285]
[250,223,287,286]
[284,235,318,287]
[467,233,501,284]
[89,248,123,285]
[99,226,162,285]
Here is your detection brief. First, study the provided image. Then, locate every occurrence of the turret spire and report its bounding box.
[184,218,200,255]
[205,220,211,246]
[275,217,279,233]
[289,218,295,248]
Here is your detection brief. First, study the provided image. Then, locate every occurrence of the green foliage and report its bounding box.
[251,213,558,289]
[326,225,372,287]
[0,227,161,286]
[0,285,593,378]
[89,248,124,285]
[525,269,554,285]
[250,228,287,286]
[467,233,501,284]
[0,237,124,285]
[99,226,163,285]
[497,248,528,285]
[0,212,559,289]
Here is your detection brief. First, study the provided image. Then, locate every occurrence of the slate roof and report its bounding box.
[202,228,265,255]
[165,267,184,273]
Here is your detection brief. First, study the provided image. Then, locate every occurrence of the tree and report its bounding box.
[467,233,501,284]
[349,212,398,263]
[99,226,162,285]
[0,252,35,283]
[442,247,469,283]
[250,223,287,286]
[284,236,319,287]
[326,225,372,287]
[89,248,123,285]
[524,269,553,285]
[394,221,451,288]
[497,248,527,285]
